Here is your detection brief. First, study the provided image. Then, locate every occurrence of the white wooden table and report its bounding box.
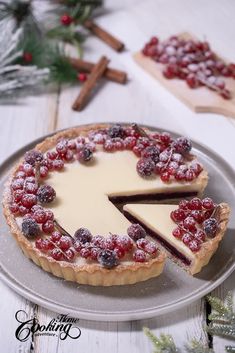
[0,0,234,351]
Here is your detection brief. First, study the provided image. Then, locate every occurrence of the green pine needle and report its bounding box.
[185,339,214,353]
[48,48,78,84]
[143,327,177,353]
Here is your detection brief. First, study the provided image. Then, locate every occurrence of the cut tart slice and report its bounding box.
[123,198,230,275]
[3,123,209,286]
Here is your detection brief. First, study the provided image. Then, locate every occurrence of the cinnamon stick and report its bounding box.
[68,57,127,84]
[72,56,109,112]
[84,19,124,52]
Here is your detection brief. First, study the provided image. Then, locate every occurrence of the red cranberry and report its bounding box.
[33,209,47,224]
[23,163,35,176]
[47,151,58,160]
[183,216,196,232]
[40,166,49,178]
[24,150,43,166]
[56,140,68,155]
[13,189,24,203]
[191,210,204,224]
[60,14,73,26]
[116,236,132,251]
[124,136,136,149]
[188,239,201,252]
[202,197,214,210]
[80,247,91,259]
[172,227,183,238]
[160,171,170,182]
[145,242,158,255]
[188,198,202,210]
[185,169,196,181]
[45,210,54,221]
[170,209,186,222]
[24,182,38,194]
[74,240,83,253]
[51,231,62,242]
[194,230,206,243]
[42,220,54,234]
[21,194,37,209]
[19,205,28,216]
[9,203,19,214]
[65,248,75,261]
[58,236,72,251]
[179,199,189,210]
[51,248,64,261]
[78,73,87,82]
[182,233,193,245]
[133,249,146,262]
[103,140,115,152]
[11,178,24,190]
[133,144,145,157]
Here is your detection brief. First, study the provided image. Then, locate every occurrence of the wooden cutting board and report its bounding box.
[133,33,235,118]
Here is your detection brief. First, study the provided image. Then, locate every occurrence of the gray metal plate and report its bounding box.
[0,124,234,322]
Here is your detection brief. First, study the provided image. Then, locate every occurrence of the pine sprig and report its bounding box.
[206,291,235,341]
[143,327,177,353]
[48,49,78,84]
[185,340,214,353]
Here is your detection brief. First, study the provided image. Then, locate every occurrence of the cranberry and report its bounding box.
[202,197,214,210]
[182,233,193,245]
[92,235,104,247]
[37,185,56,203]
[103,140,115,152]
[145,242,158,255]
[159,132,171,145]
[74,240,83,253]
[124,136,136,149]
[179,199,189,210]
[74,228,92,244]
[33,209,47,224]
[11,178,24,190]
[19,206,28,216]
[103,238,116,250]
[54,159,64,171]
[160,171,170,182]
[9,203,19,214]
[133,250,146,262]
[21,194,37,209]
[22,163,35,176]
[40,166,49,178]
[183,216,196,232]
[191,210,204,224]
[42,220,54,234]
[172,227,183,238]
[13,189,24,203]
[24,150,43,166]
[60,13,73,26]
[56,140,68,155]
[150,36,159,45]
[188,198,202,210]
[15,171,26,179]
[116,236,132,251]
[127,224,146,241]
[64,150,74,162]
[58,236,72,251]
[78,73,87,82]
[136,238,149,250]
[47,151,58,160]
[22,218,40,237]
[186,74,199,88]
[155,161,165,174]
[36,239,54,251]
[23,52,33,63]
[185,169,196,181]
[188,239,201,252]
[133,144,145,157]
[24,182,38,194]
[194,230,206,243]
[51,231,62,242]
[136,158,155,177]
[90,247,100,260]
[68,140,76,150]
[113,247,125,259]
[65,248,75,261]
[170,209,186,222]
[45,210,54,221]
[51,248,64,261]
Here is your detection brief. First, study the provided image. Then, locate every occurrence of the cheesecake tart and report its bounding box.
[3,123,210,286]
[124,200,230,274]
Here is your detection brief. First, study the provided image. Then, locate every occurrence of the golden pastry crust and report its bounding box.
[2,123,209,285]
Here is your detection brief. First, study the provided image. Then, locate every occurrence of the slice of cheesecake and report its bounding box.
[123,199,230,275]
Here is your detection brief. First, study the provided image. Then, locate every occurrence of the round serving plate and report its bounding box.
[0,123,234,322]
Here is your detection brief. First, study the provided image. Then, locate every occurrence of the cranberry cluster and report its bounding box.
[170,197,219,252]
[34,225,159,267]
[142,35,235,99]
[89,124,203,182]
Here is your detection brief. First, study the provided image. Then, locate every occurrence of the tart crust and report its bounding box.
[2,124,209,286]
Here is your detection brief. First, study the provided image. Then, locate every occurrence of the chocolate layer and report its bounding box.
[124,210,192,266]
[109,191,198,203]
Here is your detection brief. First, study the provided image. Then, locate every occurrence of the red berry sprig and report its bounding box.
[170,197,219,252]
[142,35,235,99]
[60,13,73,26]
